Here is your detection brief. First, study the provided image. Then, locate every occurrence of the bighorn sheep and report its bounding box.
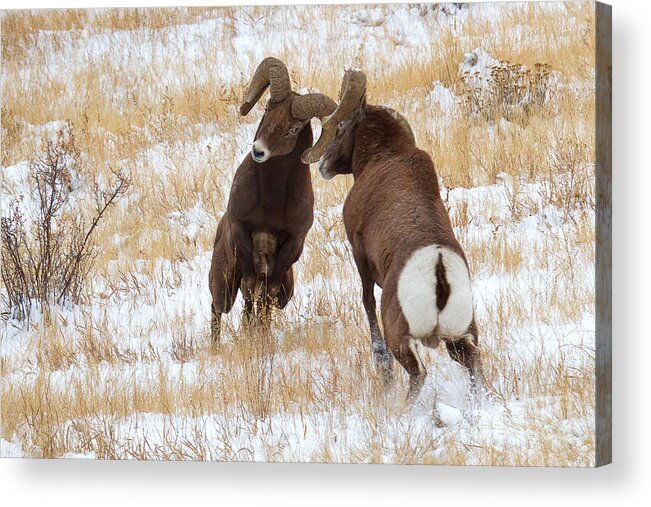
[302,70,483,408]
[209,57,337,347]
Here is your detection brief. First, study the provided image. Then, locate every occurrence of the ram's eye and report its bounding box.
[338,121,346,129]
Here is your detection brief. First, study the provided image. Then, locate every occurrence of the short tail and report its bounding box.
[397,245,473,340]
[435,252,450,311]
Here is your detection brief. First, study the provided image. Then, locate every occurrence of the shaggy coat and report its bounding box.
[209,58,335,348]
[316,94,483,406]
[209,123,314,347]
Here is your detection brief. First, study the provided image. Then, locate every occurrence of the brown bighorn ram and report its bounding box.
[209,57,336,347]
[302,70,484,410]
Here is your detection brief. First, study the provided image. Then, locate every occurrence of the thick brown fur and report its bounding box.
[208,96,315,349]
[320,101,483,406]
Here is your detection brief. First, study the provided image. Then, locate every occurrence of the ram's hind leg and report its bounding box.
[382,298,443,426]
[210,310,221,350]
[445,322,484,420]
[388,334,427,404]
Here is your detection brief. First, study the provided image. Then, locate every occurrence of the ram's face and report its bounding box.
[318,115,357,180]
[250,98,307,163]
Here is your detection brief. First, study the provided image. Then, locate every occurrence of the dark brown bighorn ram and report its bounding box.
[302,70,484,413]
[209,57,336,348]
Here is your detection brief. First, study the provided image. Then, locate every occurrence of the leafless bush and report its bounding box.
[1,126,129,321]
[540,136,595,217]
[460,60,554,124]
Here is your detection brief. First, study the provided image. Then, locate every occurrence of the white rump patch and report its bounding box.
[397,245,473,340]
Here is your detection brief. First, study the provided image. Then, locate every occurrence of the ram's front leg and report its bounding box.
[265,235,303,305]
[232,222,258,325]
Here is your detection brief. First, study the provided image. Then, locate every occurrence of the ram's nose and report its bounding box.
[251,141,269,163]
[318,159,336,180]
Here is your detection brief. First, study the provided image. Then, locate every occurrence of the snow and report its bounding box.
[0,439,23,458]
[427,81,458,112]
[459,47,502,87]
[0,167,595,462]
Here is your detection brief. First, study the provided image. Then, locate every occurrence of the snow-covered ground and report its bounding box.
[1,3,596,465]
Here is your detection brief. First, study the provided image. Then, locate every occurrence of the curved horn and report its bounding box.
[380,107,416,143]
[301,70,367,164]
[291,93,337,121]
[240,57,292,116]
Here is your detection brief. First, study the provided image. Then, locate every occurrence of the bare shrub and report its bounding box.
[1,125,129,321]
[460,55,554,124]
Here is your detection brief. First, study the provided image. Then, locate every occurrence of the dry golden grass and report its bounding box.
[1,3,596,464]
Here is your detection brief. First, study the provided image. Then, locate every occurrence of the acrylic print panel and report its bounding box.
[0,2,611,465]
